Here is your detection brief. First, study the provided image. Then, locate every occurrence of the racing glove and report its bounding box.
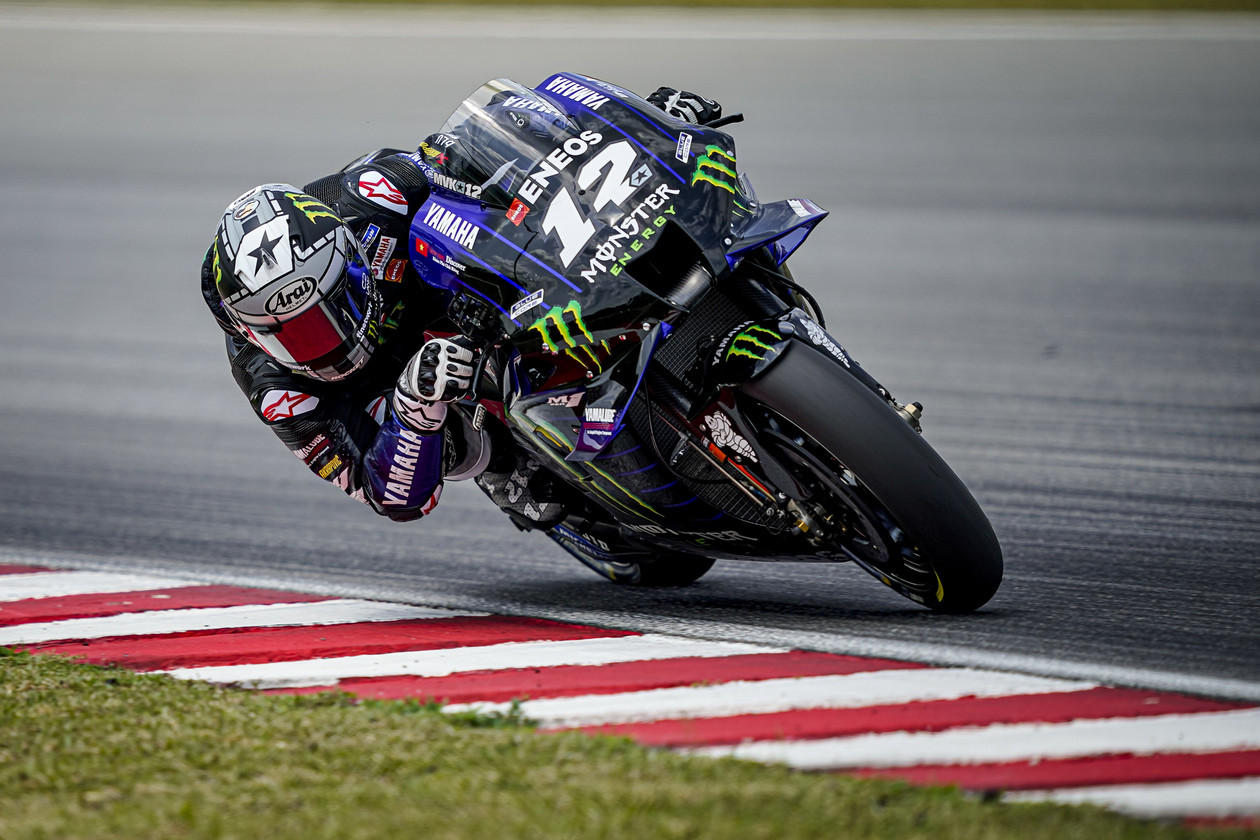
[647,87,722,125]
[393,336,480,433]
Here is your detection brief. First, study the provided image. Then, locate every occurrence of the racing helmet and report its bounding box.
[211,184,382,382]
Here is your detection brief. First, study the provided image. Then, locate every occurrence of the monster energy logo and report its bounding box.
[691,145,738,195]
[528,300,611,369]
[725,325,781,361]
[284,192,341,224]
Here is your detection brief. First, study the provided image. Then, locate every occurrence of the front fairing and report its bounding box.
[408,75,744,339]
[408,73,830,497]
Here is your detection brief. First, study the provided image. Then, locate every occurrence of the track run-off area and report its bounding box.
[3,564,1259,822]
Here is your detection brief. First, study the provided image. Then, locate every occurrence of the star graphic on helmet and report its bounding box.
[358,174,406,205]
[248,230,282,273]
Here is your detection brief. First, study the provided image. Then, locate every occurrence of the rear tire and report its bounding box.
[633,555,716,587]
[741,343,1003,612]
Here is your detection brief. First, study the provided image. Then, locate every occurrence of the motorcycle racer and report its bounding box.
[200,84,721,524]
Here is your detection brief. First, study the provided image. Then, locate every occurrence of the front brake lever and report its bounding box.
[705,113,744,129]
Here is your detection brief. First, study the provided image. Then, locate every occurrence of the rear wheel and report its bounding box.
[740,343,1003,612]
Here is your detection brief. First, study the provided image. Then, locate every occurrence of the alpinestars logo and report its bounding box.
[261,390,319,422]
[357,172,407,210]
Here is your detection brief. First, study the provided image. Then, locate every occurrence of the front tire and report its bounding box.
[741,343,1003,612]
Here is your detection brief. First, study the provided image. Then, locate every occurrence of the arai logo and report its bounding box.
[264,277,316,315]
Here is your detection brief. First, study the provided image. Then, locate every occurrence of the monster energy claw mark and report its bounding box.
[528,300,613,370]
[691,145,738,194]
[284,193,341,224]
[529,301,592,352]
[725,325,781,361]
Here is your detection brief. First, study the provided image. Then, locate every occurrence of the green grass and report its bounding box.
[2,649,1255,840]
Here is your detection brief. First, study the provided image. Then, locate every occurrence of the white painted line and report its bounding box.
[1007,776,1260,819]
[0,571,205,603]
[444,668,1094,729]
[0,600,479,646]
[163,635,781,689]
[691,708,1260,770]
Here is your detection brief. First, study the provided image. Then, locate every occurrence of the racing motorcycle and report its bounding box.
[408,73,1003,613]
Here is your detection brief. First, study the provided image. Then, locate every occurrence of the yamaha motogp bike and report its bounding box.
[409,74,1003,612]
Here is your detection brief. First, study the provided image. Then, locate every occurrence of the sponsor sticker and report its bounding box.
[517,129,603,205]
[788,199,811,218]
[510,288,545,320]
[703,411,758,463]
[357,171,407,210]
[584,407,615,424]
[264,277,316,316]
[385,259,407,283]
[360,223,381,249]
[801,317,851,368]
[370,235,397,279]
[500,95,564,117]
[232,198,259,220]
[581,406,617,447]
[420,203,479,250]
[507,198,530,226]
[543,76,611,111]
[318,454,343,479]
[261,390,319,422]
[675,133,693,163]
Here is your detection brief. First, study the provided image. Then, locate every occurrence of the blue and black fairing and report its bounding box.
[405,73,831,470]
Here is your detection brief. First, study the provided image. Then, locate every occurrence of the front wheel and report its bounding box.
[740,344,1003,612]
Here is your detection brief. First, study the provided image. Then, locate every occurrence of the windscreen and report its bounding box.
[431,78,583,210]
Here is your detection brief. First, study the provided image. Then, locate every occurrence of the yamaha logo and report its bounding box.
[264,277,316,315]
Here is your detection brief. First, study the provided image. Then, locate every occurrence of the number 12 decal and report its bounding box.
[541,140,640,270]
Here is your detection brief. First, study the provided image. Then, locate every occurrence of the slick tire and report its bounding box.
[740,343,1003,613]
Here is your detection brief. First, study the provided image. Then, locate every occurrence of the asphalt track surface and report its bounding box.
[0,5,1257,697]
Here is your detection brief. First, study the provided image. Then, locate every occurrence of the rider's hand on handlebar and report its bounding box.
[393,336,480,432]
[647,87,722,126]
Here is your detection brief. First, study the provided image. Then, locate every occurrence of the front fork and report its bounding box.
[693,309,923,533]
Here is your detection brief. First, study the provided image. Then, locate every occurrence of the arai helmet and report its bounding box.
[212,184,381,382]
